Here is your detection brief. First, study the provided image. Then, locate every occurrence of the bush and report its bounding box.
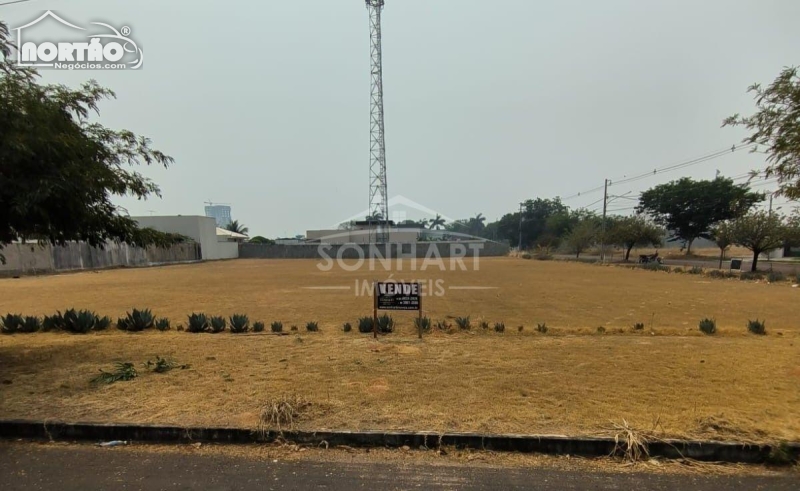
[533,246,552,261]
[376,314,394,334]
[479,320,489,330]
[740,271,764,281]
[229,314,250,333]
[707,270,728,279]
[155,318,171,331]
[124,308,155,332]
[305,321,319,332]
[1,313,23,334]
[187,313,209,333]
[494,322,505,333]
[253,321,265,333]
[699,318,716,335]
[520,252,532,260]
[94,315,112,331]
[633,322,645,331]
[455,316,471,330]
[688,266,704,275]
[767,270,785,283]
[435,320,451,331]
[116,317,129,331]
[747,319,766,335]
[414,316,431,333]
[209,316,226,333]
[20,315,42,333]
[271,321,283,333]
[42,313,65,332]
[357,316,374,333]
[63,309,97,334]
[536,323,548,334]
[671,267,684,274]
[596,326,606,334]
[517,325,524,333]
[641,263,667,272]
[342,322,352,333]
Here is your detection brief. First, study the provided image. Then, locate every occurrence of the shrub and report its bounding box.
[187,313,209,333]
[740,271,764,281]
[305,321,319,332]
[94,315,112,331]
[20,316,42,333]
[124,308,155,332]
[229,314,250,333]
[253,321,265,333]
[517,325,524,333]
[358,316,374,333]
[494,322,505,333]
[633,322,645,331]
[116,317,129,331]
[479,320,489,330]
[376,314,394,334]
[91,362,137,385]
[290,325,298,331]
[155,318,171,331]
[63,309,97,334]
[641,263,667,272]
[688,266,704,275]
[699,318,716,335]
[767,271,785,283]
[435,320,451,331]
[520,252,532,260]
[533,246,552,261]
[42,313,65,332]
[671,267,684,274]
[414,316,431,333]
[455,316,471,330]
[342,322,352,333]
[1,314,23,334]
[707,269,727,279]
[271,321,284,333]
[747,319,766,335]
[596,326,606,334]
[209,316,226,333]
[536,323,548,334]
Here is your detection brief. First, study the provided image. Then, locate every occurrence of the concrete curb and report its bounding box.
[0,420,797,464]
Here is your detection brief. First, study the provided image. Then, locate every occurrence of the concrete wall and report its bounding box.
[239,241,510,260]
[133,215,238,261]
[0,242,200,277]
[306,229,420,244]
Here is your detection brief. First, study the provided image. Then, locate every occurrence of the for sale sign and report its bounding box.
[375,282,421,311]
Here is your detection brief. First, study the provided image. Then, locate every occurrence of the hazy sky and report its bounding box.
[3,0,799,237]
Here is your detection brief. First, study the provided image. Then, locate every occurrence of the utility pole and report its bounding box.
[517,202,524,252]
[600,179,609,262]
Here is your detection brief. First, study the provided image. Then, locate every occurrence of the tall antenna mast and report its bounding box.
[366,0,389,243]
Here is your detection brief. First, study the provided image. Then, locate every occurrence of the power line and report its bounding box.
[0,0,34,6]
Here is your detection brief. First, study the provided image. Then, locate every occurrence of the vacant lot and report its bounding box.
[1,258,798,441]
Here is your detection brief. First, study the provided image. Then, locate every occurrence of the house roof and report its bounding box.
[216,227,248,239]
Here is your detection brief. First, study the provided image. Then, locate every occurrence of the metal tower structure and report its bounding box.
[366,0,389,243]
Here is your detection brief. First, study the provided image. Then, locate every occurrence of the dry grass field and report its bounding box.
[1,258,798,442]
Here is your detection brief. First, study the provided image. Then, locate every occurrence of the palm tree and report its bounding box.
[225,220,249,235]
[469,213,487,236]
[428,214,446,230]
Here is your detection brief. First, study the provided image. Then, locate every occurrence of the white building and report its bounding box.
[204,205,232,228]
[133,216,239,260]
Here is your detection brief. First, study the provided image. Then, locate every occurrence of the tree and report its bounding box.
[0,21,175,264]
[428,214,446,230]
[248,236,274,245]
[607,216,664,261]
[729,211,785,271]
[468,213,486,236]
[724,67,800,199]
[637,178,763,254]
[565,218,599,258]
[709,222,734,268]
[224,220,249,235]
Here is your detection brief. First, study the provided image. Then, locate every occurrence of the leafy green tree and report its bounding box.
[637,178,762,254]
[494,198,570,248]
[248,236,274,245]
[565,218,599,258]
[224,220,249,235]
[0,21,174,264]
[724,67,800,199]
[729,211,785,271]
[709,221,734,268]
[607,216,664,261]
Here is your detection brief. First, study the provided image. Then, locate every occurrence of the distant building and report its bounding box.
[133,215,239,260]
[204,205,232,227]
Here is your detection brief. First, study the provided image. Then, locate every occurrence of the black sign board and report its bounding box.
[375,282,421,311]
[730,259,743,271]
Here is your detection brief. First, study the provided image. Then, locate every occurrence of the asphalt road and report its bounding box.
[0,443,796,491]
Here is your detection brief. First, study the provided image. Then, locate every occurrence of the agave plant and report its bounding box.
[414,316,431,333]
[270,321,283,333]
[376,314,394,334]
[63,309,96,334]
[124,308,155,332]
[20,316,42,333]
[116,317,130,331]
[1,313,24,334]
[155,318,171,331]
[229,314,249,333]
[94,315,112,331]
[357,316,374,333]
[209,316,226,333]
[494,322,506,333]
[305,321,319,332]
[455,316,471,330]
[187,313,209,333]
[342,322,352,333]
[252,321,265,333]
[42,313,65,332]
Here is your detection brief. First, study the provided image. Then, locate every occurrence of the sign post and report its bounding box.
[374,281,423,339]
